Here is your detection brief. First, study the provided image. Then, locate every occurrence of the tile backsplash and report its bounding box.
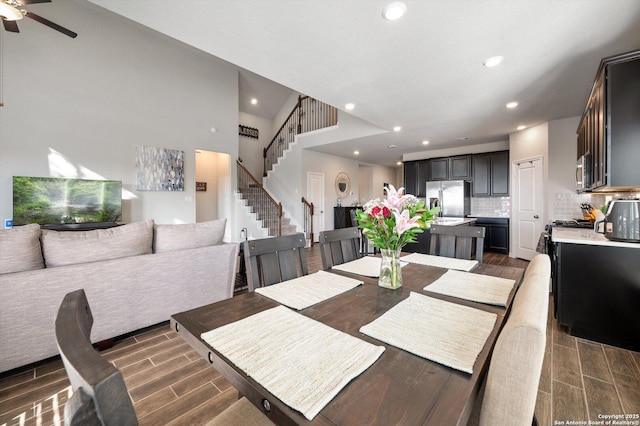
[470,197,511,216]
[552,193,608,221]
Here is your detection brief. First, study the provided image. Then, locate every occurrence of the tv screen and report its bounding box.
[13,176,122,226]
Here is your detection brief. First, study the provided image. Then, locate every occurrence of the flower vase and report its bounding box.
[378,248,403,290]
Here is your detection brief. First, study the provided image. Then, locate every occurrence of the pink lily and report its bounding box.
[385,184,412,210]
[393,209,421,235]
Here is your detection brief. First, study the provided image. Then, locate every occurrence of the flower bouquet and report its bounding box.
[355,185,440,289]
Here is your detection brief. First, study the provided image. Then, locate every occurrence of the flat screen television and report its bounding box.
[13,176,122,226]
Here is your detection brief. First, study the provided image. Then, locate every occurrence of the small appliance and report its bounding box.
[576,153,591,191]
[595,197,640,242]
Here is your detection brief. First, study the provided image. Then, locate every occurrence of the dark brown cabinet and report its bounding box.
[472,151,509,196]
[449,155,471,180]
[473,217,509,254]
[403,160,429,197]
[429,158,449,181]
[577,50,640,191]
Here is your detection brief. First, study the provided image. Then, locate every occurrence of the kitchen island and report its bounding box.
[551,228,640,351]
[403,217,476,254]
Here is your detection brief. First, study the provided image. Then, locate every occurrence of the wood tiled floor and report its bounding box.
[1,246,638,426]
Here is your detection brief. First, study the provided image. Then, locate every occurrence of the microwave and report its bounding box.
[576,153,591,191]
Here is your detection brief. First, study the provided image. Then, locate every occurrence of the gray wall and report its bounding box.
[0,0,239,226]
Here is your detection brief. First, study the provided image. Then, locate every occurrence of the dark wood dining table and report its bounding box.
[170,261,524,425]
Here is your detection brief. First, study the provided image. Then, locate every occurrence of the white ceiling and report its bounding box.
[87,0,640,167]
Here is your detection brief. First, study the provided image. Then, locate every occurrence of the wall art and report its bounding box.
[135,145,184,191]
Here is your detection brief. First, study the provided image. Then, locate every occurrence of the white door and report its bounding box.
[307,172,325,243]
[512,157,544,260]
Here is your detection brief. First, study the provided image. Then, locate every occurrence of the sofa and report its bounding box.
[0,219,239,374]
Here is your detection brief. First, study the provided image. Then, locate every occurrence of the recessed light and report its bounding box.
[517,125,526,131]
[388,144,398,149]
[382,2,407,21]
[354,150,360,155]
[393,126,402,132]
[345,103,355,110]
[454,137,469,141]
[397,161,402,166]
[422,140,430,145]
[506,101,518,109]
[250,98,258,105]
[483,56,504,67]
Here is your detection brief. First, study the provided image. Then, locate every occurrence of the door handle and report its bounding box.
[534,215,539,219]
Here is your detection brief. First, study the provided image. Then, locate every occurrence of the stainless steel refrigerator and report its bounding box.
[425,180,471,217]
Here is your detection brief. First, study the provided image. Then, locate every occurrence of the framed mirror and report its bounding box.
[335,172,351,198]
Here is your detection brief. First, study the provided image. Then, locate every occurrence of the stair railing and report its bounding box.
[301,197,314,245]
[263,95,338,176]
[237,160,282,236]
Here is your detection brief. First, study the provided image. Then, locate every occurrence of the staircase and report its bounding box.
[239,95,337,238]
[238,183,297,237]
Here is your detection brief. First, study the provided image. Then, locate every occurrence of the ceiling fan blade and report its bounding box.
[17,0,52,4]
[24,11,77,38]
[2,19,20,33]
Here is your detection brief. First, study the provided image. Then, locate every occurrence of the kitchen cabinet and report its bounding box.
[403,160,429,197]
[577,50,640,192]
[429,158,449,181]
[472,217,509,254]
[553,240,640,351]
[427,155,470,181]
[449,155,471,180]
[471,151,509,196]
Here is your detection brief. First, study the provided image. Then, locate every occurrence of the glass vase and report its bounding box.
[378,248,403,290]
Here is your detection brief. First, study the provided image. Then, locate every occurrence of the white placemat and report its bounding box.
[331,256,407,277]
[202,306,385,421]
[424,269,516,307]
[401,252,478,272]
[254,270,363,310]
[359,292,496,374]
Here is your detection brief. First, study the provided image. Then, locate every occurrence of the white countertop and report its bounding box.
[430,217,477,226]
[467,214,510,219]
[551,228,640,249]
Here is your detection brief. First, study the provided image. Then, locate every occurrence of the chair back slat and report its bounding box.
[244,233,308,291]
[429,224,485,262]
[319,227,362,270]
[56,289,138,426]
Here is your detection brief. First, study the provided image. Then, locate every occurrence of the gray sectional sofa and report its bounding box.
[0,219,239,374]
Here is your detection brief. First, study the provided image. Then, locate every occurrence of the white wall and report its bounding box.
[238,111,273,179]
[0,0,239,228]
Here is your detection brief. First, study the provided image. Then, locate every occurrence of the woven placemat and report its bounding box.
[202,306,385,420]
[360,292,496,374]
[332,256,407,277]
[424,269,515,306]
[255,270,363,310]
[402,252,478,272]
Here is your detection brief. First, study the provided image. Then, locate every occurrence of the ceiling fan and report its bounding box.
[0,0,77,38]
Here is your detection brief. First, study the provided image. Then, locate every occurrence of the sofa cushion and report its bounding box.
[153,219,226,253]
[0,224,45,274]
[41,220,154,267]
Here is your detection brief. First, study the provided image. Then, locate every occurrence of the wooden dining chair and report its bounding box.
[349,209,374,256]
[429,224,486,263]
[318,227,362,270]
[469,254,550,426]
[56,289,273,426]
[243,233,308,291]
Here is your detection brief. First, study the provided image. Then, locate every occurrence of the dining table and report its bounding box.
[170,257,525,425]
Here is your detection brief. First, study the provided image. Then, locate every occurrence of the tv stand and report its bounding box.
[40,223,122,231]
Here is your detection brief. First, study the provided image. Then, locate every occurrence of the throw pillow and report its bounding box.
[41,220,154,267]
[153,219,226,253]
[0,224,45,274]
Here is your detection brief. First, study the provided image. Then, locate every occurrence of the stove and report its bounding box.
[549,219,593,229]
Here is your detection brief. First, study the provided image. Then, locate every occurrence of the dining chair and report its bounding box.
[318,227,362,270]
[56,289,273,426]
[243,233,308,291]
[470,253,551,426]
[429,224,486,263]
[349,209,376,256]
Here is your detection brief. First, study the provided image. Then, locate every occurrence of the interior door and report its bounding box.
[307,172,325,243]
[512,157,544,260]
